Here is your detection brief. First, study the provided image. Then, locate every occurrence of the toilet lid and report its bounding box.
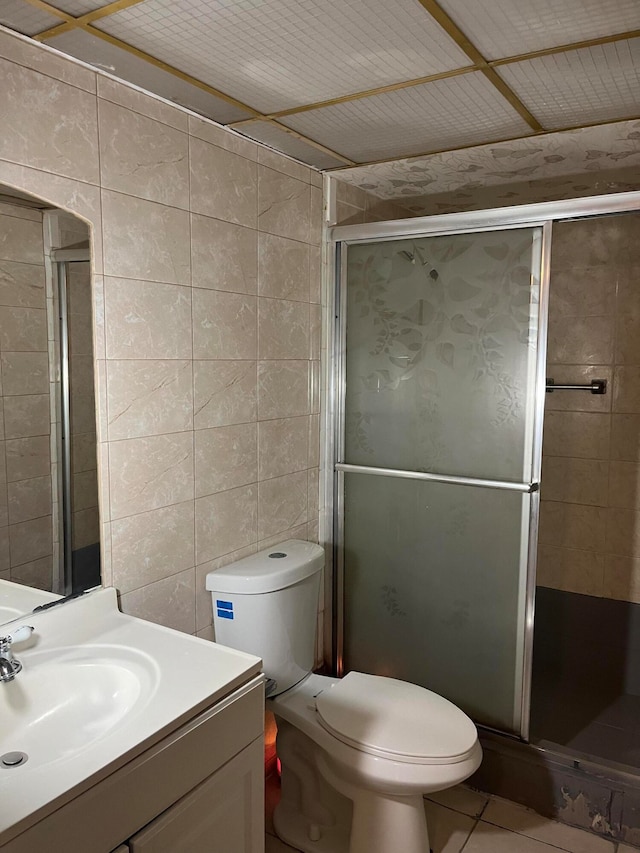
[315,672,478,765]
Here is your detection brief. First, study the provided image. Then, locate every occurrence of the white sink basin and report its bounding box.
[1,645,159,767]
[0,579,59,625]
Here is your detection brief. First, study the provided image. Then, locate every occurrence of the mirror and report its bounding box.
[0,184,100,607]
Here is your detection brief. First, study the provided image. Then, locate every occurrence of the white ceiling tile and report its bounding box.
[0,0,63,36]
[239,121,346,169]
[498,39,640,129]
[52,1,112,14]
[47,28,252,123]
[280,73,533,163]
[92,0,470,113]
[438,0,640,61]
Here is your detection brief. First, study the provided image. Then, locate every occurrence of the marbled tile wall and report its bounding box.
[538,212,640,604]
[0,201,53,589]
[331,179,413,226]
[0,27,323,638]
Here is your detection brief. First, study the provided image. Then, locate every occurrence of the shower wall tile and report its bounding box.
[0,58,99,184]
[609,462,640,510]
[191,214,257,294]
[192,289,257,360]
[545,365,612,413]
[611,414,640,462]
[111,500,195,594]
[539,501,607,553]
[606,508,640,559]
[106,359,193,440]
[546,316,614,365]
[615,315,640,364]
[101,191,191,285]
[0,214,44,265]
[105,278,192,360]
[0,28,325,638]
[3,395,49,439]
[604,555,640,604]
[7,474,51,525]
[537,544,605,597]
[548,267,616,318]
[613,367,640,413]
[541,457,609,507]
[193,360,257,429]
[542,412,610,460]
[189,138,257,228]
[258,167,310,243]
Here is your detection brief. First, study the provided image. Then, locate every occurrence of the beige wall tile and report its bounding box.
[546,316,614,364]
[309,185,323,245]
[0,307,47,352]
[258,232,309,301]
[615,314,640,364]
[99,100,190,209]
[72,469,98,511]
[307,467,319,521]
[613,366,640,413]
[109,432,194,520]
[0,526,8,572]
[551,217,631,270]
[101,191,190,284]
[191,214,257,294]
[604,555,640,603]
[72,506,100,549]
[611,414,640,462]
[5,434,50,482]
[73,432,98,474]
[0,214,44,265]
[537,544,605,596]
[97,75,188,131]
[309,245,321,305]
[3,394,49,439]
[606,507,640,558]
[111,500,195,594]
[0,259,45,308]
[257,146,311,183]
[107,359,193,440]
[541,456,609,506]
[542,411,610,460]
[617,266,640,316]
[539,500,607,552]
[189,137,257,228]
[609,461,640,509]
[195,423,257,497]
[309,304,321,360]
[259,522,309,551]
[258,360,310,420]
[0,29,96,92]
[119,567,196,634]
[0,58,99,184]
[258,297,309,360]
[195,484,257,564]
[258,470,307,540]
[258,167,310,243]
[105,277,192,359]
[193,360,256,429]
[308,414,320,468]
[11,555,52,590]
[549,266,616,317]
[8,474,51,524]
[258,416,308,480]
[9,514,52,566]
[192,289,256,359]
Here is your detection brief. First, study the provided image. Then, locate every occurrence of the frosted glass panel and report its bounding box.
[343,472,530,733]
[345,228,541,480]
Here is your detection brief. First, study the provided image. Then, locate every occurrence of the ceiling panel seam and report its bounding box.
[31,0,146,41]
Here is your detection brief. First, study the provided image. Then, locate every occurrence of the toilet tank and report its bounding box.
[206,540,324,696]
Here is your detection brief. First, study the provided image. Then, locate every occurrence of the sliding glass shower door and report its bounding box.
[335,225,547,737]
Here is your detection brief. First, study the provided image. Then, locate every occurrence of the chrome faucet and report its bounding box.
[0,626,34,683]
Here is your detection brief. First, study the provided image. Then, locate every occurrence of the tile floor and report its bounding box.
[265,775,640,852]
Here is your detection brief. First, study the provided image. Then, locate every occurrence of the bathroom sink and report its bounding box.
[0,586,261,846]
[0,645,159,767]
[0,579,59,625]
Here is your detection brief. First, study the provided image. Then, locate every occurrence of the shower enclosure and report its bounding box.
[329,192,640,747]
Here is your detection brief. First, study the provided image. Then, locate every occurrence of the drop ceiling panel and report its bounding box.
[498,39,640,129]
[280,72,533,163]
[93,0,471,113]
[0,1,63,36]
[52,1,114,15]
[239,122,347,169]
[47,29,252,123]
[438,0,640,61]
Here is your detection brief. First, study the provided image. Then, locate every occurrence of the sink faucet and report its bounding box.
[0,626,34,683]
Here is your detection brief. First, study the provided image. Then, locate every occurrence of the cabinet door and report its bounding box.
[129,739,264,853]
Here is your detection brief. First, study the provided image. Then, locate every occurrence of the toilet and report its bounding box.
[206,540,482,853]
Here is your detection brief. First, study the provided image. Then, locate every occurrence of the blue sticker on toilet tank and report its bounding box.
[216,599,234,619]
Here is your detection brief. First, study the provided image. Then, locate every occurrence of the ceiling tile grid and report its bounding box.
[280,72,533,162]
[498,38,640,128]
[47,28,253,122]
[438,0,640,60]
[51,0,111,16]
[0,1,62,36]
[92,0,470,112]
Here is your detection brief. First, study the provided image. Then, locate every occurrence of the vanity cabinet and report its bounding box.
[3,677,264,853]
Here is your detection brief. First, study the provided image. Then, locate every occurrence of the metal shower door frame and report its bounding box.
[327,189,640,741]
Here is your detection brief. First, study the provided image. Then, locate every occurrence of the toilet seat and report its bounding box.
[315,671,478,765]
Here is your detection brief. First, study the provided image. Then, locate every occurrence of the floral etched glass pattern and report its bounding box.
[344,228,542,481]
[343,472,530,733]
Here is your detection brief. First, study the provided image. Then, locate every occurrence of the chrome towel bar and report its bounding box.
[546,378,606,395]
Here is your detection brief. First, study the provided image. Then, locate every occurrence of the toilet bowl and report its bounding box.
[206,540,482,853]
